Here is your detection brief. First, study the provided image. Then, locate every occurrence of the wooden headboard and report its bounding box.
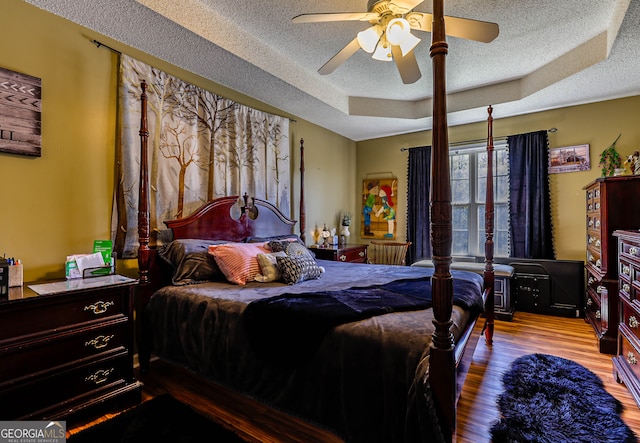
[165,195,296,242]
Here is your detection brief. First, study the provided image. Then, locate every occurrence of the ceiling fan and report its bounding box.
[292,0,499,84]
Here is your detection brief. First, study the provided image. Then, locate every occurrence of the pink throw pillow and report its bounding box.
[208,242,269,285]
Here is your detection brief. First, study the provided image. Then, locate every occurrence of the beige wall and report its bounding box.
[1,0,355,282]
[356,95,640,262]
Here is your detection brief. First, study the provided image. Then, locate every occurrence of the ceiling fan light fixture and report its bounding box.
[357,26,382,53]
[385,17,411,45]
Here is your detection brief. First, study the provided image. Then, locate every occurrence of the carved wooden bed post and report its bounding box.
[429,0,456,439]
[299,138,306,244]
[484,106,496,344]
[138,80,150,286]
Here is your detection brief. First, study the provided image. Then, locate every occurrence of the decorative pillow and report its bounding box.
[208,242,269,285]
[284,241,316,260]
[276,255,324,285]
[255,251,287,283]
[246,234,303,244]
[158,239,226,285]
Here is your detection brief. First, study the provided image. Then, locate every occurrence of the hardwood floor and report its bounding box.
[69,311,640,442]
[457,312,640,442]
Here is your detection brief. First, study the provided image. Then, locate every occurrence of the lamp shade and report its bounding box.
[398,32,420,56]
[386,18,411,45]
[372,40,392,61]
[357,26,382,53]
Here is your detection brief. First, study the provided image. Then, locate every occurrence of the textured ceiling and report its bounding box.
[26,0,640,141]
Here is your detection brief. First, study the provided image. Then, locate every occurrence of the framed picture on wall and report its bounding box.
[0,67,42,157]
[361,177,398,239]
[548,144,590,174]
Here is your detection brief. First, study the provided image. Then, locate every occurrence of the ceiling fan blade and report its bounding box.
[406,12,499,43]
[292,12,378,23]
[318,38,362,75]
[388,0,424,15]
[391,45,421,84]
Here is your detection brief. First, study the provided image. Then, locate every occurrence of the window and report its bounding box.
[450,142,509,258]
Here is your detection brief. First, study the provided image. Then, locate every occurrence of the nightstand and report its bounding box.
[0,275,141,423]
[311,244,368,263]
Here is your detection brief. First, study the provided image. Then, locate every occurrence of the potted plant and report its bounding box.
[599,134,622,177]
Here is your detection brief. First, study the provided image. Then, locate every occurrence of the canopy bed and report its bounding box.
[134,2,496,441]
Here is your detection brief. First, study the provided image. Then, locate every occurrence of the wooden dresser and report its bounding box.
[584,176,640,354]
[613,230,640,407]
[0,275,141,422]
[311,244,368,263]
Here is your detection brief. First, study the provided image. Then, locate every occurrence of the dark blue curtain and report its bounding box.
[507,130,555,259]
[406,146,431,264]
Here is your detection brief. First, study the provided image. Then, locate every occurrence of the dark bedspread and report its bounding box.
[244,276,484,366]
[143,261,484,443]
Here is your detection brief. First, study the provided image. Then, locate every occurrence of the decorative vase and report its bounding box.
[341,225,350,244]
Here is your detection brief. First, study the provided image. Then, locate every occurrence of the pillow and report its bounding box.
[276,255,324,285]
[246,234,303,244]
[283,241,316,260]
[255,251,287,282]
[158,239,225,285]
[208,242,269,285]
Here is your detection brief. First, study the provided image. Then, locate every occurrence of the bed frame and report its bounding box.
[134,1,495,440]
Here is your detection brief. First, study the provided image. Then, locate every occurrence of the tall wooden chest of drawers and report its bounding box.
[613,230,640,407]
[584,176,640,354]
[0,275,141,422]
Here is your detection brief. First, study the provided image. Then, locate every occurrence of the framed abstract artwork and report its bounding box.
[361,177,398,239]
[0,67,42,157]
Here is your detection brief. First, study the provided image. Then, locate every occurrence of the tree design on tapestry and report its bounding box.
[112,55,290,257]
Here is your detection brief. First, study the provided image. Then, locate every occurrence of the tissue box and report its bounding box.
[9,264,23,287]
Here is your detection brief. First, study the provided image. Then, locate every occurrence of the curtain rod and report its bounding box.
[400,127,558,151]
[91,39,297,123]
[93,39,121,54]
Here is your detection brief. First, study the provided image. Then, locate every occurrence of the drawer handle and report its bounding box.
[623,283,631,293]
[359,251,365,257]
[84,300,115,315]
[595,310,601,319]
[588,220,594,227]
[631,247,638,256]
[595,202,600,210]
[339,254,347,262]
[623,265,631,276]
[588,236,594,244]
[628,352,637,366]
[586,298,592,307]
[587,253,594,263]
[595,239,601,247]
[85,368,114,385]
[596,285,606,294]
[596,259,601,268]
[588,277,595,285]
[629,316,639,328]
[85,334,115,349]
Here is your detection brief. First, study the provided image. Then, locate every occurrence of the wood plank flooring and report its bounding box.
[69,311,640,441]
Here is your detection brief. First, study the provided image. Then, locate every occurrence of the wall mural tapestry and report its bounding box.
[361,177,398,239]
[112,55,290,257]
